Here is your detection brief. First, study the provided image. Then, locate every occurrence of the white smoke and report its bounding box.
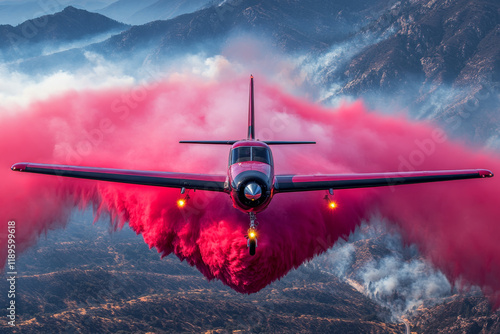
[0,52,136,110]
[312,218,454,321]
[1,32,320,113]
[296,28,396,104]
[359,251,452,320]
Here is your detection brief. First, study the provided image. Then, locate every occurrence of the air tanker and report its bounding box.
[12,76,494,255]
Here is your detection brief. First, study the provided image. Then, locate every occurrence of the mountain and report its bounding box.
[0,6,129,61]
[338,0,499,93]
[97,0,214,25]
[0,0,116,26]
[96,0,158,24]
[11,6,127,43]
[87,0,500,133]
[329,0,500,142]
[130,0,213,25]
[3,0,496,139]
[95,0,392,59]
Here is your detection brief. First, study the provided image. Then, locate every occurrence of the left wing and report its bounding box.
[274,169,493,193]
[11,163,227,192]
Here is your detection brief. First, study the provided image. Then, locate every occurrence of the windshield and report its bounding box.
[232,147,251,164]
[231,146,271,165]
[252,147,270,163]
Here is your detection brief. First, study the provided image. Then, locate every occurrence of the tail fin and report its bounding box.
[179,75,316,146]
[248,75,255,140]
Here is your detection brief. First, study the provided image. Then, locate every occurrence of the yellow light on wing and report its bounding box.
[177,199,186,208]
[329,201,337,209]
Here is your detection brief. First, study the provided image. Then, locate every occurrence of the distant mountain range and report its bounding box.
[0,0,115,25]
[0,0,498,138]
[96,0,214,25]
[0,0,212,26]
[96,0,391,56]
[0,6,128,61]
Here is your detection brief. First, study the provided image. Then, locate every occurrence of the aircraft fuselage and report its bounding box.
[228,140,275,213]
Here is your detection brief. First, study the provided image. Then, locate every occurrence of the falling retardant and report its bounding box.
[1,76,499,306]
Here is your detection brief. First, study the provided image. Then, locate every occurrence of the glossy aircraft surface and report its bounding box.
[11,76,494,255]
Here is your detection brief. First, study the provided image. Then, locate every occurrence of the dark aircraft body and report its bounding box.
[12,76,493,255]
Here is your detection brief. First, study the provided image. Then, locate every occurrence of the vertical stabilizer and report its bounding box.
[178,75,315,146]
[248,75,255,140]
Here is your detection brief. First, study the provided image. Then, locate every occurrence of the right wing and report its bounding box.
[11,163,227,192]
[274,169,494,193]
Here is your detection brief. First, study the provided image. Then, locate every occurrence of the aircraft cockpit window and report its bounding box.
[252,147,270,164]
[231,146,271,164]
[232,147,251,164]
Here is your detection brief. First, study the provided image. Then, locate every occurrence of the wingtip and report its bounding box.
[478,169,494,178]
[11,163,27,171]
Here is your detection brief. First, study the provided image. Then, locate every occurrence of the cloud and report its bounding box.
[0,52,135,110]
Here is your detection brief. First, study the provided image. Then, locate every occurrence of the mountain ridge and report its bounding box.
[97,0,214,25]
[0,6,129,61]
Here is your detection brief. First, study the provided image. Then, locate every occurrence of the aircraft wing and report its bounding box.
[11,163,227,192]
[274,169,493,193]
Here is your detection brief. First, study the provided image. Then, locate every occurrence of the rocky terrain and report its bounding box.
[332,0,500,143]
[412,295,500,333]
[1,215,499,333]
[338,0,499,93]
[0,215,403,333]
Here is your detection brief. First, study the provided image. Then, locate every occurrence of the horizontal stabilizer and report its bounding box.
[179,141,237,145]
[180,140,316,145]
[263,141,316,145]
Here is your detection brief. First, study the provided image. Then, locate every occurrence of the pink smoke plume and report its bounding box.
[1,76,499,305]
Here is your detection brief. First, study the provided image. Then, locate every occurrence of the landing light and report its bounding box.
[323,194,337,210]
[249,231,256,239]
[177,199,186,208]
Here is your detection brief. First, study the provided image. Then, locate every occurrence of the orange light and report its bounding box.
[249,231,256,239]
[177,199,186,208]
[329,201,337,209]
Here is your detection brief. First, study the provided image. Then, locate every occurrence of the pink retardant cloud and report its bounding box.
[1,75,499,305]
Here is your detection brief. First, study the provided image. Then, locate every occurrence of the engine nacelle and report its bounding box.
[230,170,273,212]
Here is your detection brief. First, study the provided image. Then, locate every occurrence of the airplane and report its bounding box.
[11,75,494,255]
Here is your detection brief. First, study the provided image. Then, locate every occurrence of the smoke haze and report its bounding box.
[313,219,456,320]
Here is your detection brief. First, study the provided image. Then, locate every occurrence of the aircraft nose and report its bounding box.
[244,182,262,201]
